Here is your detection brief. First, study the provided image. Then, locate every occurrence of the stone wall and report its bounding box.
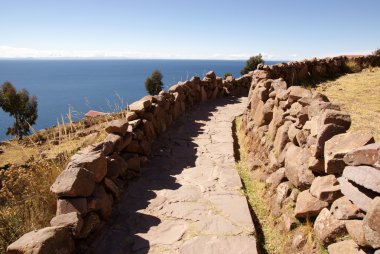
[240,55,380,252]
[6,72,252,253]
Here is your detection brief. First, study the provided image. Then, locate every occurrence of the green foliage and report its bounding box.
[145,70,164,95]
[224,72,233,79]
[373,48,380,56]
[240,54,264,75]
[0,82,38,138]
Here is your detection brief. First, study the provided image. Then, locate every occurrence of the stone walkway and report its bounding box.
[89,96,257,254]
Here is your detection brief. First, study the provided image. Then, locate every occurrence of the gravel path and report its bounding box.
[89,96,257,254]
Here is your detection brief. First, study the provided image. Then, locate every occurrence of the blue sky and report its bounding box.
[0,0,379,60]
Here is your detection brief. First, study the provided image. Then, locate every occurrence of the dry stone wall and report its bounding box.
[241,55,380,253]
[6,72,252,254]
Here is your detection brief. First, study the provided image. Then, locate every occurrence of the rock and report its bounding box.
[106,153,128,180]
[294,190,328,218]
[287,123,300,145]
[50,212,83,236]
[129,98,151,112]
[291,231,307,249]
[314,123,346,158]
[310,175,342,203]
[128,119,142,130]
[87,185,113,219]
[104,178,122,199]
[319,109,351,130]
[330,196,365,220]
[77,212,101,239]
[50,167,95,197]
[308,101,340,118]
[273,121,292,155]
[69,150,107,183]
[205,70,216,79]
[343,165,380,193]
[308,156,325,174]
[275,182,291,207]
[7,227,74,254]
[271,79,287,91]
[327,240,366,254]
[313,208,347,245]
[285,144,315,190]
[338,177,376,212]
[363,197,380,248]
[325,132,375,174]
[346,220,370,247]
[268,106,285,140]
[344,143,380,168]
[57,198,88,215]
[105,119,129,135]
[279,213,298,232]
[266,168,286,188]
[287,86,312,103]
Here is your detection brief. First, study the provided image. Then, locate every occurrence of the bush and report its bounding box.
[0,82,38,139]
[345,60,362,73]
[224,72,233,79]
[145,70,164,95]
[373,48,380,56]
[240,54,264,75]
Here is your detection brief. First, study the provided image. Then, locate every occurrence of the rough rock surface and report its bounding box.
[346,220,369,247]
[344,143,380,168]
[313,208,347,245]
[338,177,376,212]
[86,97,257,253]
[327,240,366,254]
[294,190,328,218]
[343,165,380,193]
[330,196,364,220]
[363,197,380,249]
[310,175,342,203]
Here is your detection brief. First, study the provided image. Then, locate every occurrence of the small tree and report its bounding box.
[224,72,233,79]
[0,82,38,139]
[373,48,380,56]
[240,54,264,75]
[145,70,164,95]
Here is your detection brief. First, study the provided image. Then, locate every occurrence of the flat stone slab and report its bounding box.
[87,97,257,253]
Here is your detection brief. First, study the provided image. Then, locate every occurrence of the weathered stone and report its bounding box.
[253,99,274,126]
[266,167,286,188]
[303,116,320,137]
[343,165,380,193]
[51,167,95,197]
[314,123,346,158]
[313,208,347,245]
[346,220,370,247]
[77,212,101,239]
[268,106,285,140]
[294,190,328,218]
[327,240,366,254]
[69,150,107,183]
[288,86,312,103]
[308,101,340,118]
[106,153,128,180]
[285,144,315,190]
[128,119,142,130]
[308,156,325,174]
[105,119,129,135]
[129,98,151,112]
[319,109,351,130]
[87,185,113,219]
[57,198,88,215]
[287,123,300,145]
[295,129,309,148]
[275,181,291,208]
[344,143,380,169]
[50,212,83,236]
[104,177,122,199]
[271,79,287,91]
[273,121,292,155]
[291,231,307,249]
[363,197,380,248]
[310,175,342,203]
[7,227,74,254]
[325,132,375,174]
[331,196,365,220]
[338,177,376,212]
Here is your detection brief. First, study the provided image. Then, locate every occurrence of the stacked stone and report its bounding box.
[7,71,252,254]
[240,55,380,253]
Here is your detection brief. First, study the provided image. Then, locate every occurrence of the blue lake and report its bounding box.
[0,59,282,141]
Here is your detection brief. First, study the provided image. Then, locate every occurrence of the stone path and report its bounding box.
[89,97,257,254]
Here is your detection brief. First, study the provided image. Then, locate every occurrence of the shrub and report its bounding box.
[345,59,362,73]
[0,82,38,139]
[145,70,164,95]
[373,48,380,56]
[224,72,233,79]
[240,54,264,75]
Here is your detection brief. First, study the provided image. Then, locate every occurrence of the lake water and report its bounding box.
[0,59,281,141]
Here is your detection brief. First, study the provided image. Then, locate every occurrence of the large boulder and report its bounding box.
[314,123,346,158]
[363,197,380,249]
[294,190,328,218]
[50,212,83,237]
[343,165,380,193]
[324,132,375,174]
[344,143,380,169]
[319,109,351,130]
[7,227,75,254]
[287,86,312,103]
[313,208,347,245]
[309,175,342,203]
[129,97,151,112]
[51,167,95,197]
[285,144,315,190]
[338,177,376,212]
[69,149,107,183]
